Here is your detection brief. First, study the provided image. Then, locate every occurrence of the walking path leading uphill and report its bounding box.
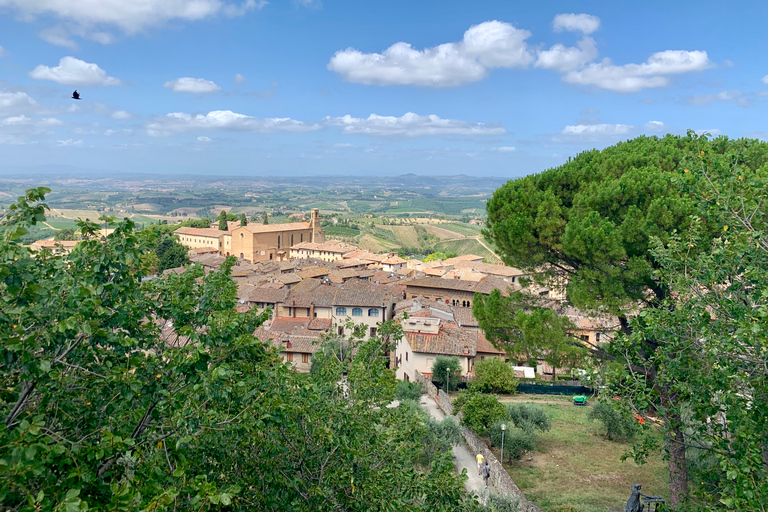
[420,394,486,494]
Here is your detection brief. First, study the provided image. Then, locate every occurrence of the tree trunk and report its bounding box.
[667,425,688,509]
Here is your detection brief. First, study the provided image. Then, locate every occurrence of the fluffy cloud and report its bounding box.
[644,121,669,132]
[324,112,506,137]
[328,20,533,87]
[687,89,751,107]
[1,115,62,127]
[146,110,320,136]
[563,50,711,92]
[553,13,600,34]
[0,0,264,34]
[111,110,134,119]
[0,113,63,145]
[494,146,516,152]
[762,75,768,85]
[29,56,121,86]
[0,91,38,116]
[164,77,221,94]
[56,139,84,147]
[536,36,598,72]
[558,123,634,141]
[233,73,247,84]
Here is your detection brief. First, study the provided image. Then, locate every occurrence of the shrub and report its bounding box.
[457,392,506,433]
[432,356,462,391]
[484,492,520,512]
[468,358,519,394]
[396,380,423,402]
[506,403,551,433]
[488,422,535,461]
[587,399,639,440]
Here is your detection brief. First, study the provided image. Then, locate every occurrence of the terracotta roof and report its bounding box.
[175,226,227,237]
[451,260,526,278]
[246,287,289,304]
[476,331,505,355]
[254,328,322,353]
[336,258,373,269]
[285,291,314,308]
[382,255,406,265]
[407,277,479,292]
[403,326,481,357]
[189,246,219,254]
[423,267,449,277]
[333,288,389,307]
[233,222,310,234]
[274,272,302,285]
[291,278,322,293]
[308,318,332,330]
[297,266,330,279]
[443,254,484,262]
[452,307,478,327]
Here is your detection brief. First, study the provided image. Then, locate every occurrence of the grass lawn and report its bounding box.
[492,394,668,512]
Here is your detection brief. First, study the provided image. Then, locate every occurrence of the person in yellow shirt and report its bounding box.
[476,453,484,475]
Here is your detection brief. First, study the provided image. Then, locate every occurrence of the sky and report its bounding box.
[0,0,767,178]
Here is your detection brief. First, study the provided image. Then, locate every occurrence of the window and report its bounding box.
[369,327,377,337]
[277,236,280,249]
[352,308,363,316]
[367,308,379,317]
[336,307,347,315]
[338,326,344,335]
[302,353,309,364]
[286,352,293,363]
[291,234,294,246]
[300,233,303,242]
[405,352,408,362]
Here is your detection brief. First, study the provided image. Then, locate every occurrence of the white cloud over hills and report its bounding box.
[29,56,121,86]
[146,110,321,136]
[328,20,533,87]
[324,113,506,137]
[164,77,221,94]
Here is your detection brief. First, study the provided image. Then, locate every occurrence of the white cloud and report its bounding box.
[324,112,506,137]
[494,146,516,152]
[328,20,533,87]
[563,50,711,92]
[197,136,211,142]
[104,128,132,136]
[536,36,598,72]
[0,91,38,116]
[294,0,321,8]
[1,115,62,127]
[29,56,121,86]
[553,13,600,34]
[558,123,634,141]
[234,73,247,84]
[644,121,669,132]
[146,110,321,136]
[762,75,768,85]
[111,110,133,119]
[687,90,751,107]
[56,139,84,147]
[694,128,722,137]
[0,0,263,34]
[164,77,221,94]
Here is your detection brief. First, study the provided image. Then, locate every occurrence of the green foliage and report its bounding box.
[423,251,458,262]
[396,380,423,402]
[455,392,506,433]
[178,218,211,228]
[587,400,638,441]
[53,227,78,241]
[262,212,269,224]
[217,210,228,230]
[0,188,482,512]
[432,356,462,391]
[239,213,247,226]
[155,236,189,271]
[506,403,551,433]
[483,493,520,512]
[488,422,535,462]
[468,358,519,394]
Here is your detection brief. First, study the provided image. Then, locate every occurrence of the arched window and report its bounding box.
[277,236,280,249]
[367,308,379,317]
[335,307,347,315]
[300,233,303,242]
[352,308,363,317]
[291,234,294,246]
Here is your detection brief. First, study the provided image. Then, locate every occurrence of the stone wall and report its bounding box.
[414,369,438,399]
[437,388,454,415]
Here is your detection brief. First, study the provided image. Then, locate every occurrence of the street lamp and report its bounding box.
[500,423,506,464]
[446,367,450,394]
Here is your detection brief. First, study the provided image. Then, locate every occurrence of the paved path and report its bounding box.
[420,395,486,494]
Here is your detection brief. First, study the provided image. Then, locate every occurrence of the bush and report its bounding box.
[506,403,551,433]
[396,380,423,402]
[488,422,535,461]
[468,358,519,394]
[484,492,520,512]
[456,392,506,433]
[587,399,639,440]
[432,356,462,391]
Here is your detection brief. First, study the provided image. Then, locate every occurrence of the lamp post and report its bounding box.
[446,367,450,394]
[500,423,506,464]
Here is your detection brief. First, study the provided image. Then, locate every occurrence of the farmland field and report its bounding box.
[423,224,464,240]
[390,225,420,247]
[435,239,499,262]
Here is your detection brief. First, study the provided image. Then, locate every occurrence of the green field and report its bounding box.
[488,395,668,512]
[434,238,499,262]
[324,226,361,237]
[439,223,483,236]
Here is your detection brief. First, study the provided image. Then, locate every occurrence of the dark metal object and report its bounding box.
[625,484,665,512]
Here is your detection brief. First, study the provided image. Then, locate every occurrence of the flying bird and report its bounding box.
[71,90,81,100]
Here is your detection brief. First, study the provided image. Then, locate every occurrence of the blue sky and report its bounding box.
[0,0,766,177]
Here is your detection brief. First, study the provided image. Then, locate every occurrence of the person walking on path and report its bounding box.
[476,453,484,475]
[482,461,491,487]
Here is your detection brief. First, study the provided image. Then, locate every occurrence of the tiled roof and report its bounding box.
[313,291,337,308]
[308,318,332,330]
[175,226,227,237]
[291,278,322,293]
[403,326,480,357]
[382,255,406,265]
[234,222,310,234]
[407,277,479,292]
[452,307,478,327]
[476,331,505,355]
[274,272,302,284]
[333,288,389,307]
[246,287,289,304]
[285,291,314,308]
[450,260,526,277]
[296,266,330,279]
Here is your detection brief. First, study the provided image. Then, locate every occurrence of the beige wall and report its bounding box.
[395,337,472,381]
[177,234,222,251]
[231,227,313,262]
[332,305,386,339]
